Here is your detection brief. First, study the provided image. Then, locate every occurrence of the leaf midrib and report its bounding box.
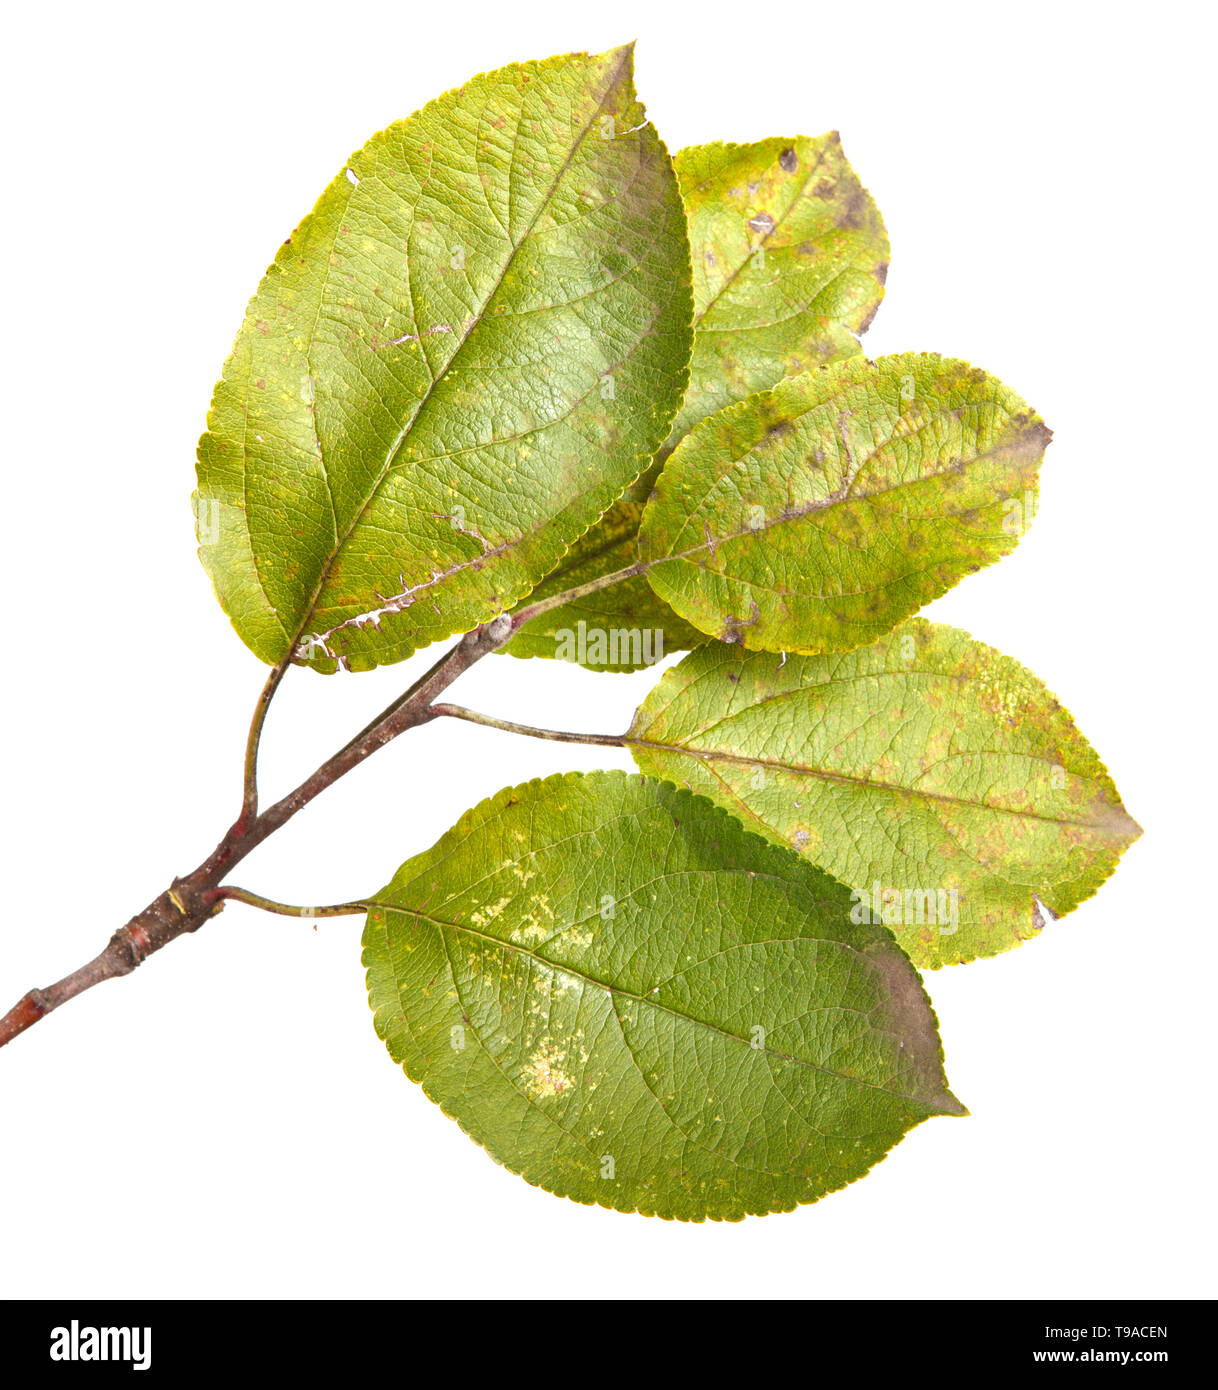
[287,49,633,654]
[434,924,822,1184]
[378,902,951,1110]
[625,734,1129,834]
[689,137,832,328]
[653,399,1045,567]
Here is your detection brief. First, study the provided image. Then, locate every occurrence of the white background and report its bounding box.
[1,0,1213,1300]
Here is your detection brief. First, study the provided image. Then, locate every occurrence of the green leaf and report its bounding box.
[626,622,1141,968]
[363,771,963,1221]
[505,132,887,667]
[194,46,693,672]
[638,352,1052,654]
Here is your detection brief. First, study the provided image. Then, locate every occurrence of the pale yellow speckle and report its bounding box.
[523,1040,573,1099]
[510,892,555,943]
[470,895,511,927]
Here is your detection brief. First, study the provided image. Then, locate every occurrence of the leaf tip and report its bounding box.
[938,1090,969,1118]
[1122,802,1143,841]
[600,39,638,71]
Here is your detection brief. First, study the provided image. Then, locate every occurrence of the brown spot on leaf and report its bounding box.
[779,147,798,173]
[720,602,761,644]
[747,212,775,235]
[837,185,870,230]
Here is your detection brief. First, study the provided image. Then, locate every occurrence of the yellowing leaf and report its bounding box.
[626,623,1141,967]
[638,353,1052,654]
[669,131,888,451]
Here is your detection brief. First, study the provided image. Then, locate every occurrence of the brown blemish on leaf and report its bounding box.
[720,602,761,644]
[779,147,798,173]
[836,184,871,230]
[747,212,775,235]
[863,941,967,1116]
[857,301,881,334]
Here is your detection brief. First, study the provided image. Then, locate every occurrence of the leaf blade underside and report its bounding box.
[626,623,1141,968]
[195,46,693,672]
[363,772,962,1220]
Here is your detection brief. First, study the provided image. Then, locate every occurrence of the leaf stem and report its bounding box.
[207,886,368,918]
[240,657,290,825]
[430,703,626,747]
[509,560,644,627]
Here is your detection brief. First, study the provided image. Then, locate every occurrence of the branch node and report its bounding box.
[485,613,513,645]
[107,926,142,975]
